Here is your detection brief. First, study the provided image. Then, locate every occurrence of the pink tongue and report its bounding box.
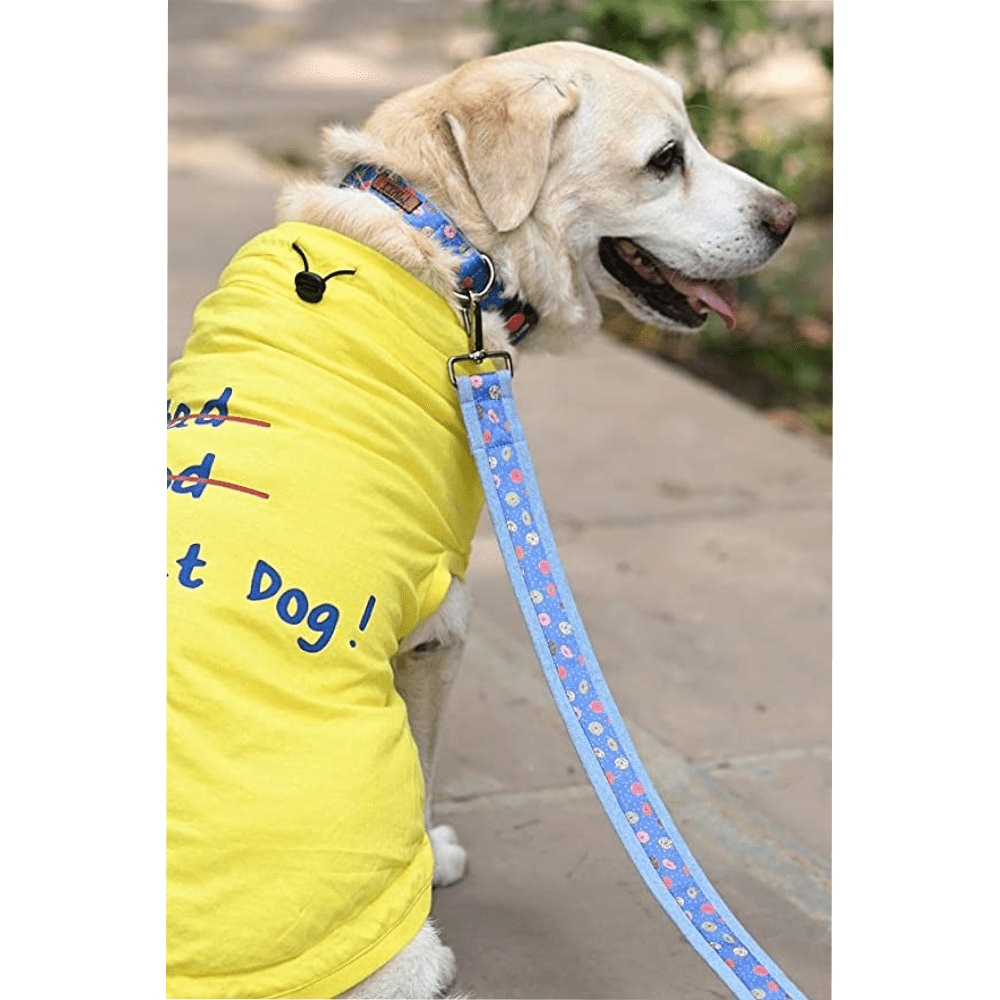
[667,272,739,330]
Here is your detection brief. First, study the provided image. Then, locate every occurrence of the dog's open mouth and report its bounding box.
[598,237,739,331]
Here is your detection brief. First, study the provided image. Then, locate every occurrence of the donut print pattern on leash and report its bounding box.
[455,368,806,1000]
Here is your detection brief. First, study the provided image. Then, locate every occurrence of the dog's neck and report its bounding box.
[340,165,537,346]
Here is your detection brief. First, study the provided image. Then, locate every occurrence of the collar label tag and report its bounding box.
[372,173,421,214]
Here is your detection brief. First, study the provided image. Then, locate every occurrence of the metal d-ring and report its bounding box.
[457,254,496,354]
[448,254,514,386]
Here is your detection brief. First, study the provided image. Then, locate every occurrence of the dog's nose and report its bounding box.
[761,194,798,241]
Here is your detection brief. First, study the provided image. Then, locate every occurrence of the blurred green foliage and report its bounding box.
[477,0,833,440]
[485,0,769,64]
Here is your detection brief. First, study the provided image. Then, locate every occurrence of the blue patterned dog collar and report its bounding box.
[340,164,538,345]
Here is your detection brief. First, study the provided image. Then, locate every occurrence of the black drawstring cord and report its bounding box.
[292,242,356,303]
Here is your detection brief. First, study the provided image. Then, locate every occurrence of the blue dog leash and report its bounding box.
[450,296,809,1000]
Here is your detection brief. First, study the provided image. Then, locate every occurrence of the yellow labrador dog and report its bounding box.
[166,40,795,1000]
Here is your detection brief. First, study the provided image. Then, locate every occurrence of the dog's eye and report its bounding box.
[648,143,684,176]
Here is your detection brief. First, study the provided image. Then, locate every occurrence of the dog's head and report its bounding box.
[310,41,796,348]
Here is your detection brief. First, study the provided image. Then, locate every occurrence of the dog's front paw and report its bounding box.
[430,824,467,887]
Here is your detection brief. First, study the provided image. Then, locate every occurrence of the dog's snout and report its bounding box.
[761,194,797,242]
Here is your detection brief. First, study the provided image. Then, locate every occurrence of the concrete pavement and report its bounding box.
[169,3,831,997]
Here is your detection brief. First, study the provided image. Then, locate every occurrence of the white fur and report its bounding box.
[270,41,796,999]
[336,921,460,1000]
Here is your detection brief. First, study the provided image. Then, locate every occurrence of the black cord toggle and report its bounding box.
[292,242,355,303]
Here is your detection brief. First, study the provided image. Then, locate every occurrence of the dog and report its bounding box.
[166,40,796,1000]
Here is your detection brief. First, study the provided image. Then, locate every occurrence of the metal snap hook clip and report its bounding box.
[448,255,514,385]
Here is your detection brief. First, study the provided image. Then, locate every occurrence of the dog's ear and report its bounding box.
[443,70,579,233]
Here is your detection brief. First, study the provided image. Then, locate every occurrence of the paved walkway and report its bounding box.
[169,3,831,997]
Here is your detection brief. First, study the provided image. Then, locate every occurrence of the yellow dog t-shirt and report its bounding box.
[167,223,484,999]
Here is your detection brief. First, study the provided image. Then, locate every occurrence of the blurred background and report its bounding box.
[169,0,832,448]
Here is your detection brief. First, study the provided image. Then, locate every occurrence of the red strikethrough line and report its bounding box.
[167,415,271,428]
[167,475,270,499]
